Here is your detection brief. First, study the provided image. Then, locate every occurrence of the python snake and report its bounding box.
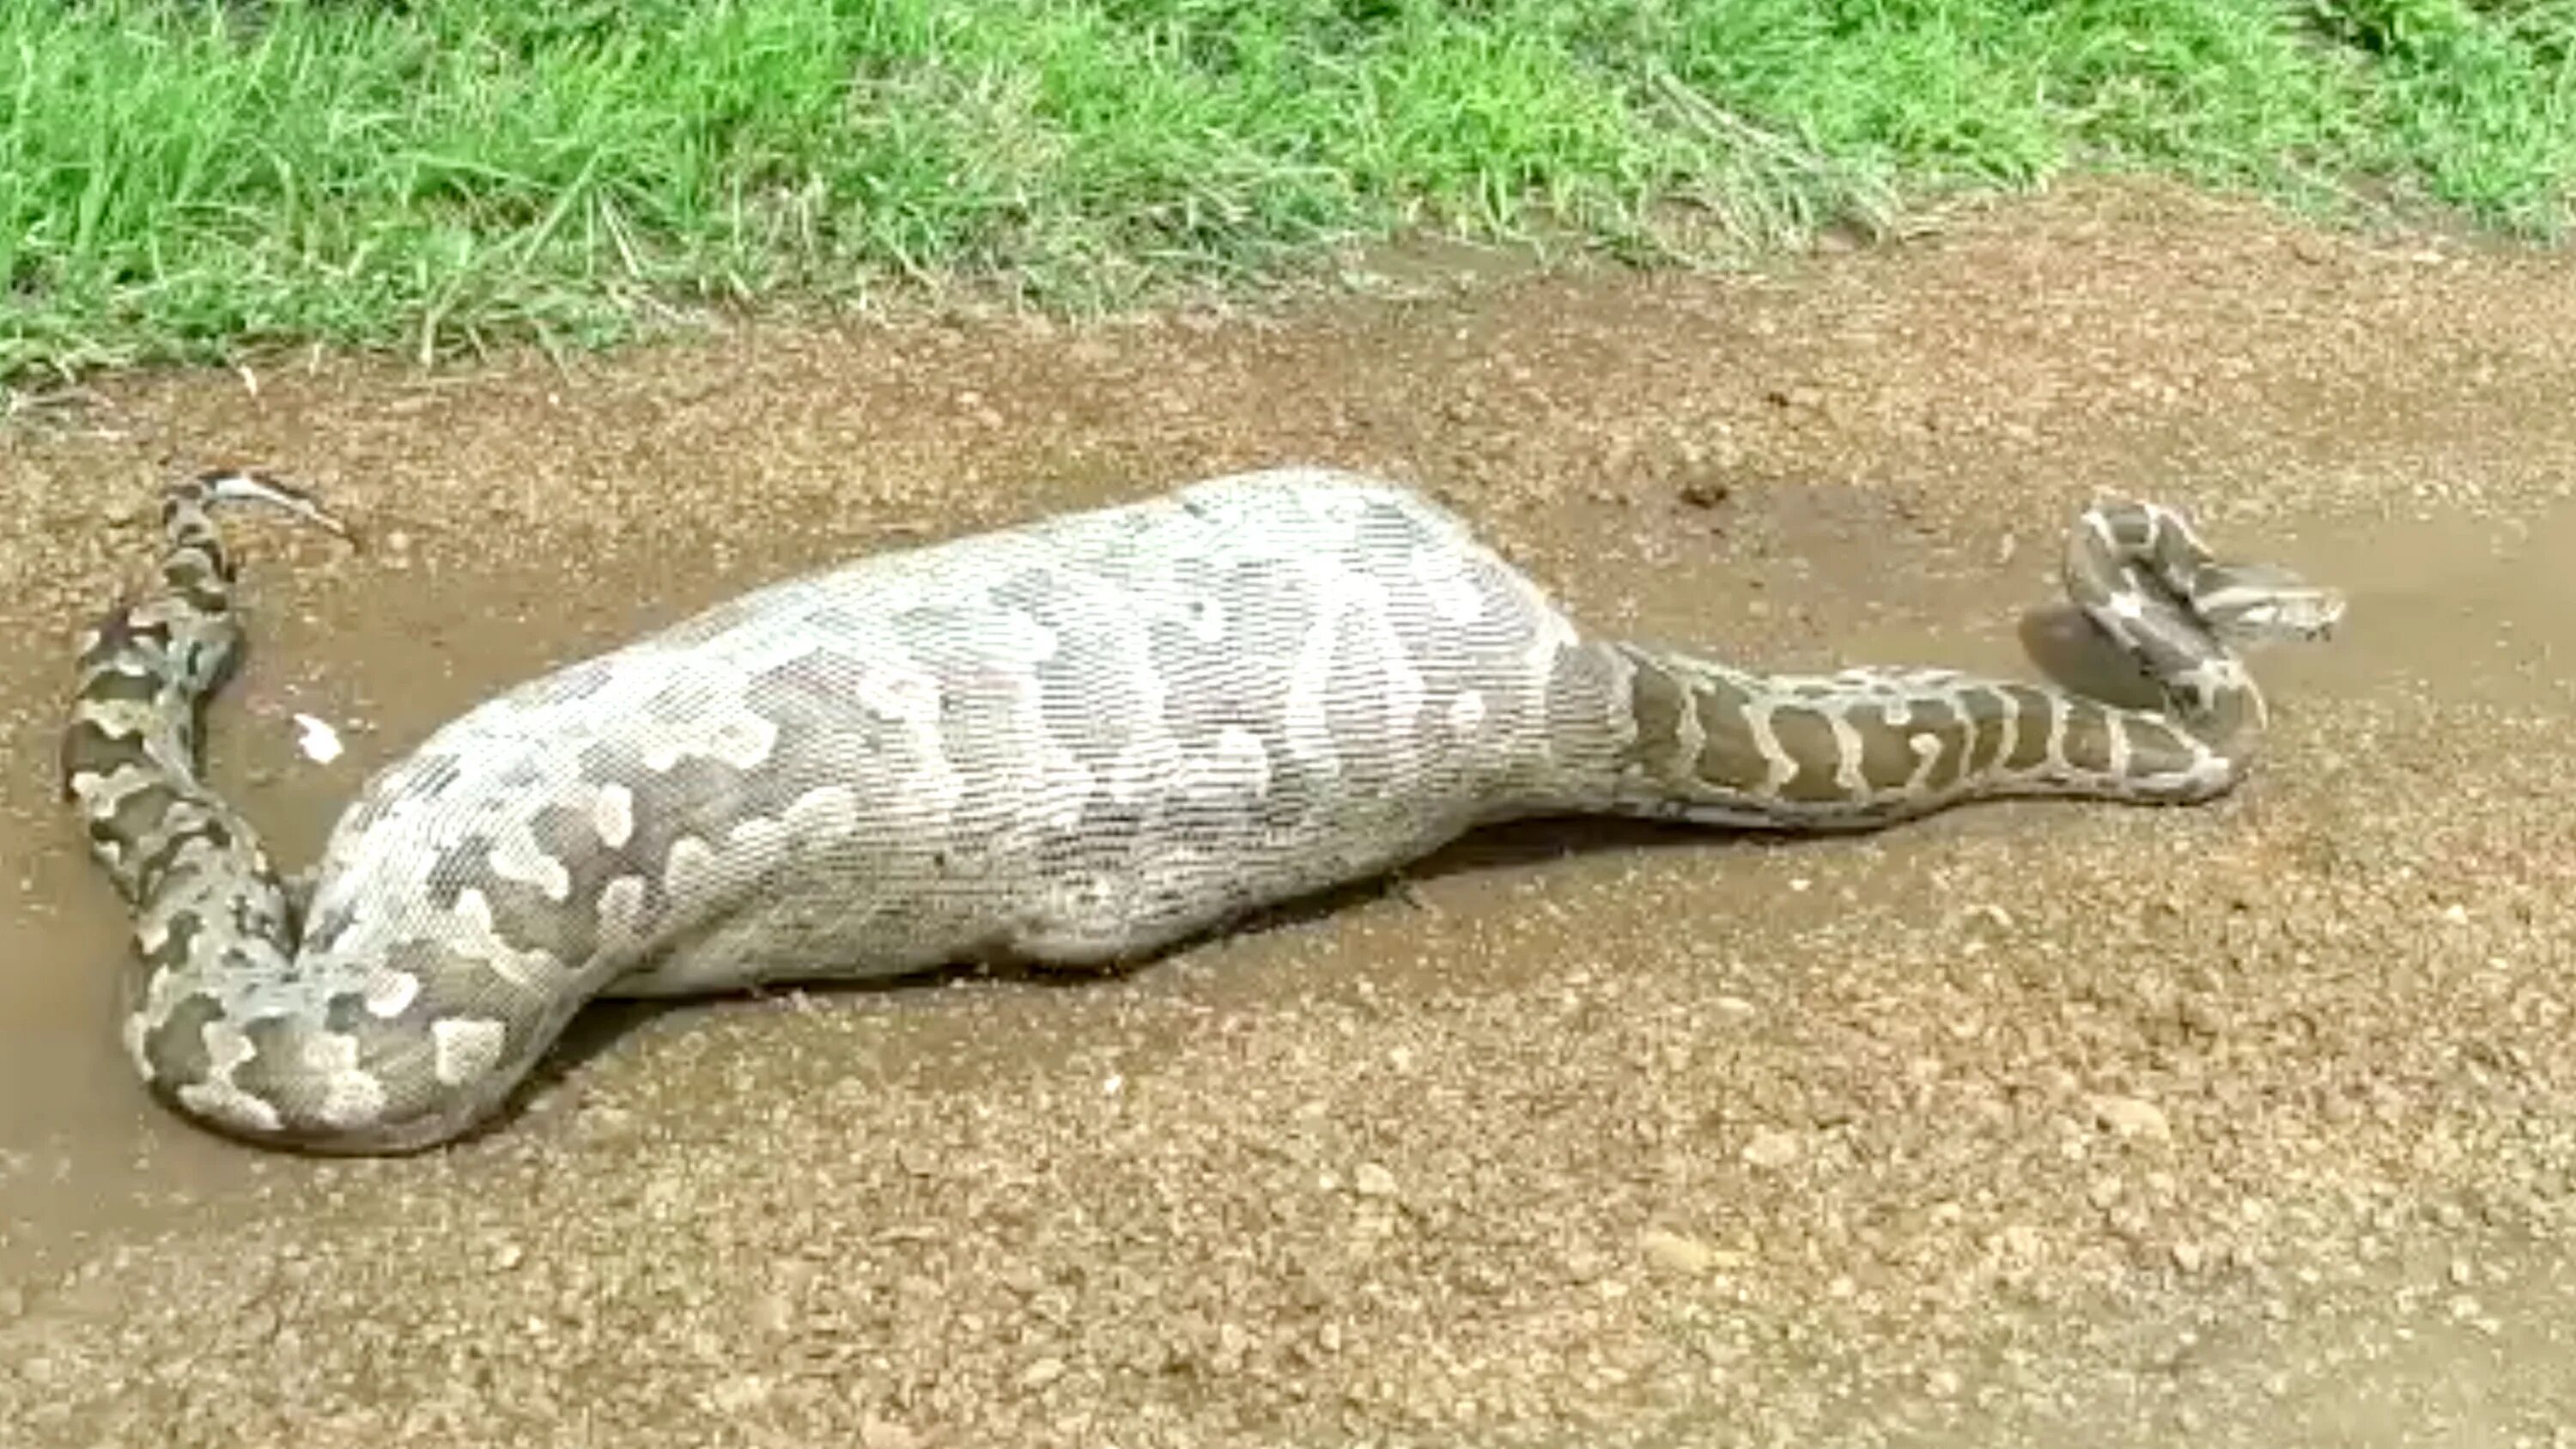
[62,466,2343,1154]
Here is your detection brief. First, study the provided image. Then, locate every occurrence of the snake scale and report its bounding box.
[63,466,2343,1154]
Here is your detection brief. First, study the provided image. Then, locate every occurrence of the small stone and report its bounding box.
[1353,1162,1398,1198]
[706,1374,771,1414]
[292,713,345,765]
[2171,1241,2204,1273]
[103,500,140,527]
[753,1292,794,1335]
[1217,1322,1253,1362]
[1677,479,1731,510]
[1638,1228,1717,1275]
[2089,1094,2171,1142]
[1021,1356,1066,1389]
[489,1240,526,1271]
[2179,996,2230,1038]
[1925,1367,1962,1399]
[1741,1128,1801,1169]
[578,1104,636,1138]
[1999,1224,2044,1263]
[859,1419,923,1449]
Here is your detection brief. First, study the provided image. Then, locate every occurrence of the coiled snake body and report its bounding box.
[63,467,2342,1154]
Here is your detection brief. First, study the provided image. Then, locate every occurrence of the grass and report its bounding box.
[2,0,2570,381]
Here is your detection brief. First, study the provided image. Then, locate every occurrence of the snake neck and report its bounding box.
[63,483,289,915]
[1540,500,2288,830]
[62,478,309,1129]
[1556,646,2238,830]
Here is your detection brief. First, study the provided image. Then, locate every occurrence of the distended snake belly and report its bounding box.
[61,466,2345,1154]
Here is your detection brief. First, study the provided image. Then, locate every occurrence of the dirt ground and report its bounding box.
[3,180,2574,1447]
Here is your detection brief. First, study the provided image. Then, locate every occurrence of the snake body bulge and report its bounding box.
[63,466,2343,1153]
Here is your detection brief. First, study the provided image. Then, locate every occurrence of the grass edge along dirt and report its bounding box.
[3,0,2569,382]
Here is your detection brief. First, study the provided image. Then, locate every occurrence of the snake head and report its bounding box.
[2195,563,2348,646]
